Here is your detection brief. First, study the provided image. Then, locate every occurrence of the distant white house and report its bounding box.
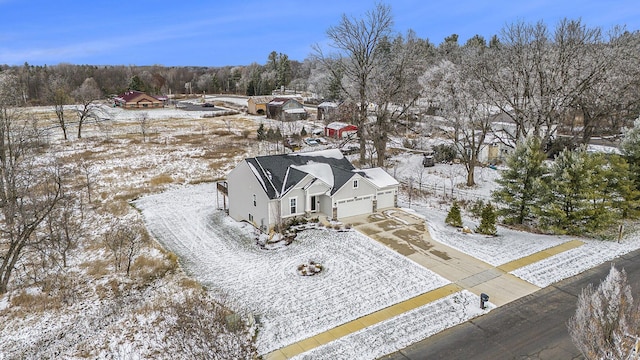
[476,112,558,164]
[317,101,339,121]
[225,149,398,231]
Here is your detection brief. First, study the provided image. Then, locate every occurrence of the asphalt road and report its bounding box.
[382,248,640,360]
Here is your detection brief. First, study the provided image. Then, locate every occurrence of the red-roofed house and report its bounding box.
[114,90,164,109]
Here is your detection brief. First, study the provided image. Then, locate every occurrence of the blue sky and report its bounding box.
[1,0,639,67]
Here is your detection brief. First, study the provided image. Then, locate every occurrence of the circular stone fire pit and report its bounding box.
[297,260,323,276]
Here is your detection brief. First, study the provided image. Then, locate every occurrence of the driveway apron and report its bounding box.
[345,210,541,306]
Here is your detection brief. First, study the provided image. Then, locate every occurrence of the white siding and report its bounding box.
[336,196,373,218]
[227,161,271,228]
[376,189,396,209]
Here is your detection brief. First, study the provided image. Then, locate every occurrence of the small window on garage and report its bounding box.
[253,194,256,207]
[249,213,254,222]
[353,179,359,188]
[290,198,297,214]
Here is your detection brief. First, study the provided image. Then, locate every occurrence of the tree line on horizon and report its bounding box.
[1,6,638,156]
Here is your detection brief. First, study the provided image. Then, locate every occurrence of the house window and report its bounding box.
[290,198,297,214]
[353,179,359,188]
[253,194,256,207]
[249,213,254,222]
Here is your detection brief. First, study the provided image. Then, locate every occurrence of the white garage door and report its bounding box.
[336,196,373,219]
[376,190,395,209]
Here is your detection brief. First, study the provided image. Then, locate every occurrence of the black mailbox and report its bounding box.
[480,293,489,309]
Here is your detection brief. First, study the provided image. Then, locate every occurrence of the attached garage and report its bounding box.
[376,190,395,210]
[336,195,373,219]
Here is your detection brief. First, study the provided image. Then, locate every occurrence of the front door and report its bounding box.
[310,195,317,212]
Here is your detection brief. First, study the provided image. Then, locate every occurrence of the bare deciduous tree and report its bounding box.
[80,160,96,204]
[102,220,148,276]
[71,77,102,139]
[44,192,83,268]
[420,58,493,186]
[369,30,426,166]
[314,2,394,164]
[136,111,150,142]
[46,75,71,140]
[568,265,640,359]
[0,72,64,294]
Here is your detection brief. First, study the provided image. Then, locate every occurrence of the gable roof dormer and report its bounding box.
[244,149,356,199]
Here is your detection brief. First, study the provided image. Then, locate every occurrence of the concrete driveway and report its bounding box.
[342,209,541,306]
[266,209,585,359]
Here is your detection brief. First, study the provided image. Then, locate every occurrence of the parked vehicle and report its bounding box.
[340,145,360,155]
[422,152,435,167]
[285,138,301,151]
[304,138,319,146]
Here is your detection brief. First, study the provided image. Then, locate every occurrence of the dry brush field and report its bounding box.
[0,105,262,359]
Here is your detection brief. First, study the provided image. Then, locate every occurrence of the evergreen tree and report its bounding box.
[602,154,640,219]
[300,126,307,137]
[257,123,266,141]
[476,203,497,235]
[433,143,457,163]
[326,67,344,102]
[266,127,275,141]
[620,117,640,186]
[445,201,463,227]
[540,147,616,235]
[274,127,282,140]
[129,75,146,92]
[492,136,548,225]
[277,53,291,88]
[488,34,501,49]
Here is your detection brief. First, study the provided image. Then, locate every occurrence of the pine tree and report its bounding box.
[492,136,547,225]
[540,147,616,235]
[445,201,463,228]
[300,126,307,137]
[620,117,640,186]
[266,127,275,141]
[605,154,640,219]
[256,123,266,141]
[568,265,640,359]
[129,75,146,92]
[476,203,497,235]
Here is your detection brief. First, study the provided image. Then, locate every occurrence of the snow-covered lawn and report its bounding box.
[513,236,640,287]
[134,183,449,354]
[292,290,487,360]
[412,203,640,287]
[408,205,575,266]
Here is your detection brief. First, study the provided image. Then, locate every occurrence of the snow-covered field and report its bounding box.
[2,100,640,359]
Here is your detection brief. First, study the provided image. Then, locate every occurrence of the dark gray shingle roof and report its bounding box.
[245,149,355,199]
